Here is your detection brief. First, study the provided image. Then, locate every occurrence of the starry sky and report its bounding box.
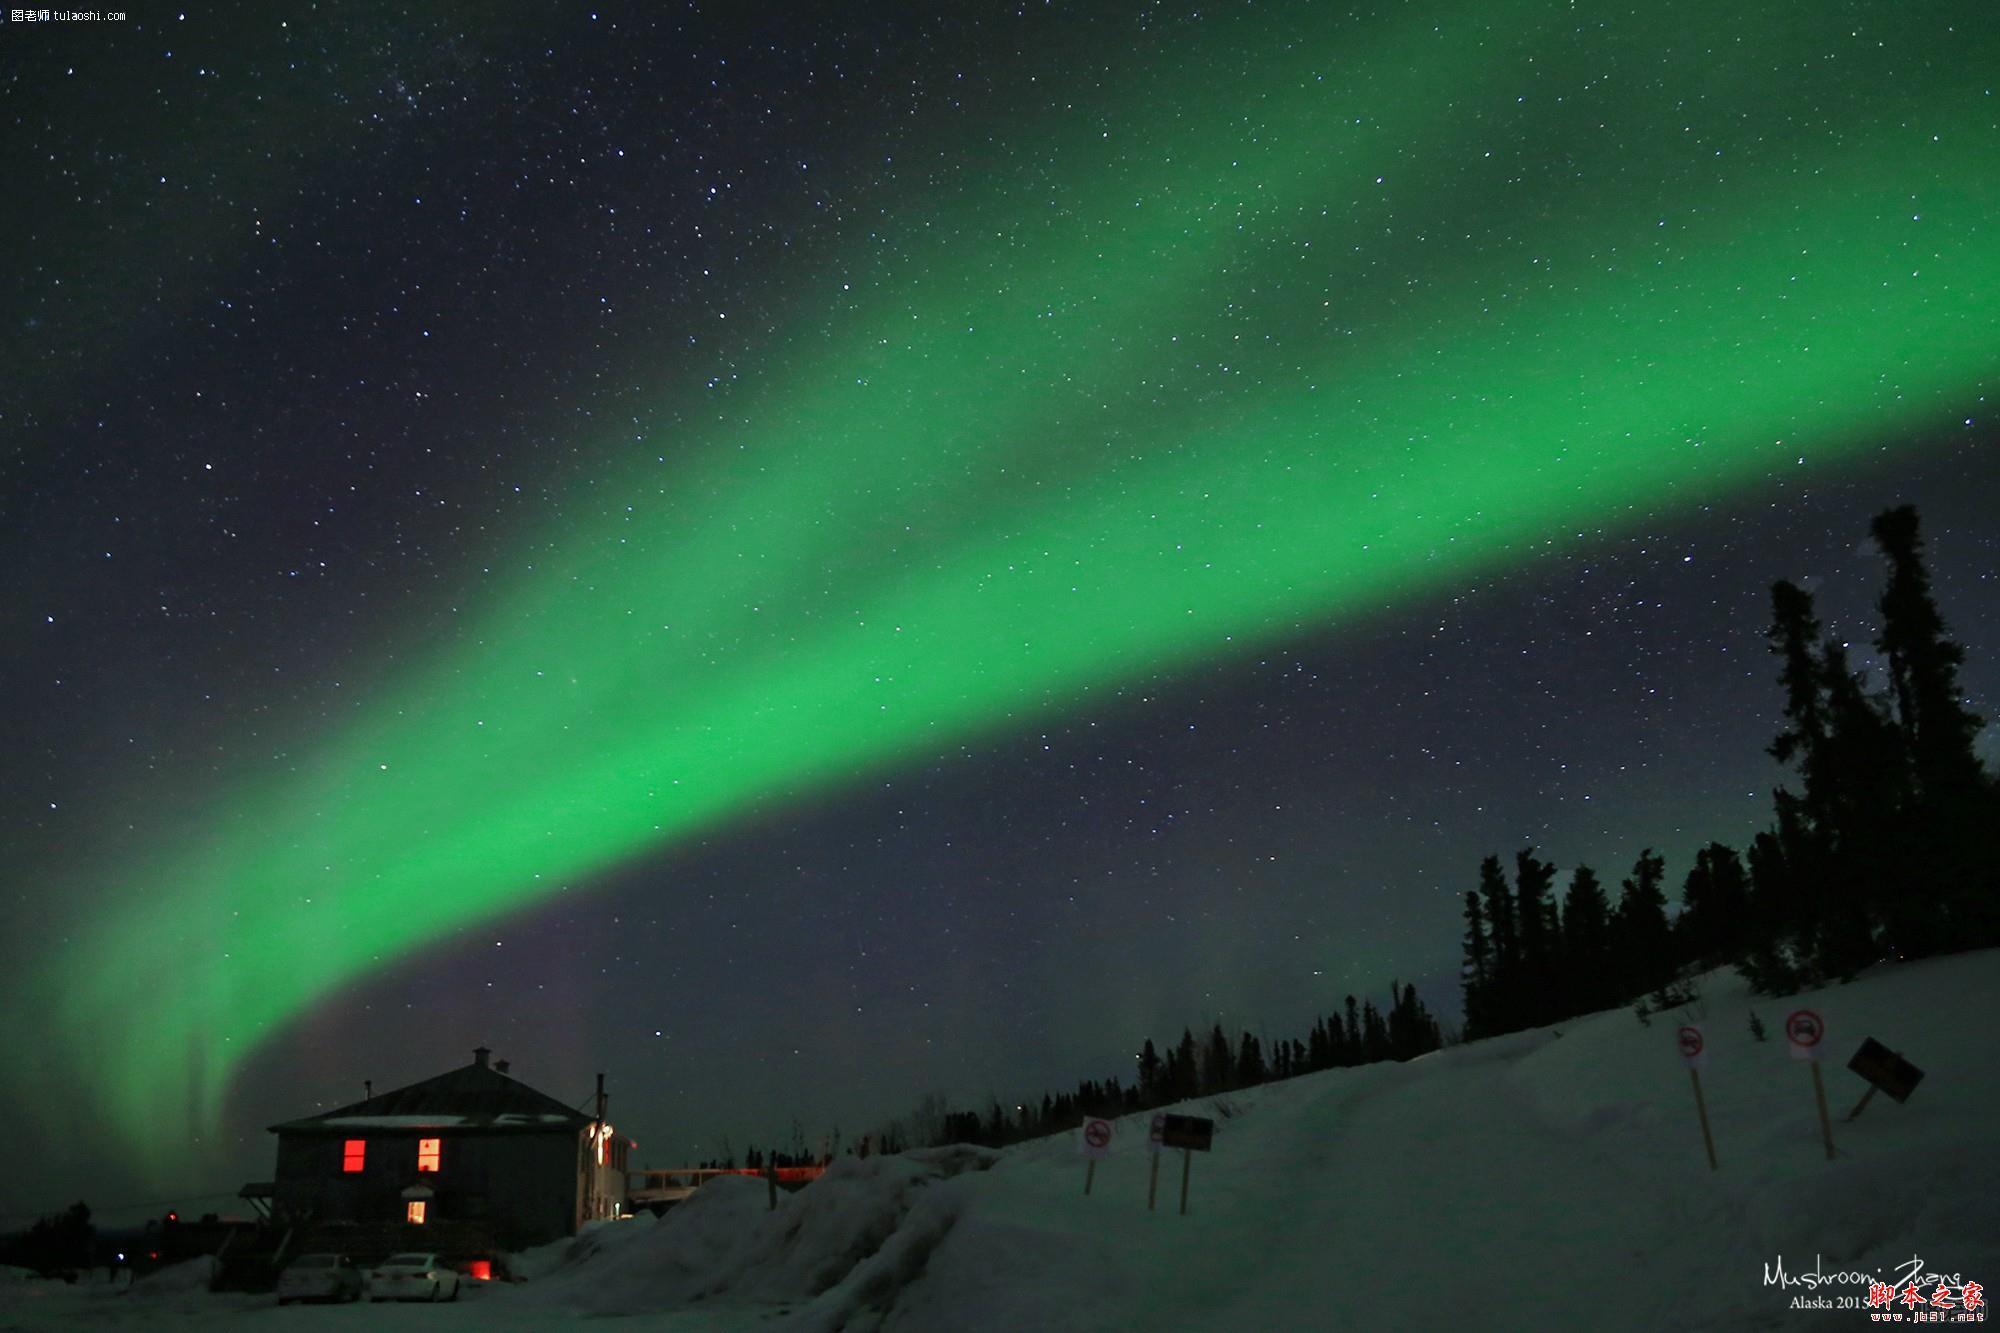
[3,1,1997,1222]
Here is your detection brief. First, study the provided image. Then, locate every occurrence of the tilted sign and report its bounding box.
[1847,1038,1925,1104]
[1158,1113,1214,1152]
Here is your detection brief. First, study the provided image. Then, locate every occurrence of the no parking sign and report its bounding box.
[1785,1008,1837,1160]
[1676,1025,1717,1171]
[1786,1008,1826,1062]
[1676,1024,1708,1071]
[1079,1117,1114,1161]
[1077,1117,1114,1197]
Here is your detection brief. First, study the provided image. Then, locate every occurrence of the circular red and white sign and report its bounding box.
[1083,1118,1112,1149]
[1785,1009,1824,1047]
[1677,1026,1704,1059]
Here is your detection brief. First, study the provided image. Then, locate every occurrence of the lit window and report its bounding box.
[406,1200,426,1224]
[417,1138,440,1172]
[342,1140,365,1173]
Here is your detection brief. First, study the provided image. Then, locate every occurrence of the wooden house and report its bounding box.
[266,1047,629,1251]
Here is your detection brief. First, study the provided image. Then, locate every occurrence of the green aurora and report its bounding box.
[17,2,2000,1172]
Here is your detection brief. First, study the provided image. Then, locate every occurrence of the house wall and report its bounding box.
[273,1130,583,1248]
[575,1128,632,1227]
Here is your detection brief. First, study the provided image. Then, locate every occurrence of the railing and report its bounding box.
[626,1166,825,1204]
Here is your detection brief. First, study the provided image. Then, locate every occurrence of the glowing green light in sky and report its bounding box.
[18,1,1999,1172]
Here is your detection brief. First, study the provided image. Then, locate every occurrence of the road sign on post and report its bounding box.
[1145,1114,1166,1210]
[1785,1009,1835,1159]
[1079,1117,1113,1195]
[1158,1114,1215,1151]
[1155,1114,1215,1216]
[1675,1025,1718,1170]
[1785,1008,1825,1061]
[1676,1024,1708,1071]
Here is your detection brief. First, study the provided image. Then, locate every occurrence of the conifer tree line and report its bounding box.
[1460,505,2000,1041]
[869,981,1444,1153]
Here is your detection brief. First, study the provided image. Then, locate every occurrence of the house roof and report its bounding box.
[268,1050,594,1135]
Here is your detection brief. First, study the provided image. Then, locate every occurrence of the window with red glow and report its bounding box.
[342,1140,366,1173]
[406,1201,426,1224]
[417,1137,440,1172]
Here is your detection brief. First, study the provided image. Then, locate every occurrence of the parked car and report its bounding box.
[368,1251,461,1302]
[276,1252,363,1304]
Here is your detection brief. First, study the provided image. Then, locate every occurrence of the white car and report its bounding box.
[276,1252,363,1304]
[367,1251,462,1302]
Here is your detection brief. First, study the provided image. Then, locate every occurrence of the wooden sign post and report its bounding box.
[1157,1114,1214,1216]
[1786,1008,1835,1160]
[1844,1037,1925,1121]
[1676,1025,1718,1171]
[1146,1114,1164,1211]
[1079,1117,1113,1195]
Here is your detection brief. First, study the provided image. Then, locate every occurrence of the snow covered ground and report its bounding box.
[5,949,1996,1331]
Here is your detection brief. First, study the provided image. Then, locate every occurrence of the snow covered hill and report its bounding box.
[6,949,1996,1331]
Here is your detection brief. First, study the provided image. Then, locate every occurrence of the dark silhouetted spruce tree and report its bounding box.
[1360,999,1388,1062]
[1306,1016,1330,1071]
[1460,890,1492,1039]
[1332,1010,1357,1066]
[1872,506,1985,798]
[1739,826,1806,992]
[1477,854,1520,1031]
[1814,637,1906,973]
[1385,981,1443,1059]
[1615,848,1673,998]
[1202,1024,1233,1093]
[1514,848,1559,1026]
[1758,579,1881,982]
[1174,1028,1199,1099]
[1677,842,1751,967]
[1768,580,1831,776]
[1559,864,1612,1014]
[1870,504,1998,949]
[1236,1031,1266,1086]
[1136,1038,1162,1103]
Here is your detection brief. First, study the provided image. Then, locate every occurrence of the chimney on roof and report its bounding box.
[473,1046,491,1068]
[364,1080,373,1098]
[494,1059,511,1075]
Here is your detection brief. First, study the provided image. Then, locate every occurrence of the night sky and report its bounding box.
[4,2,1997,1223]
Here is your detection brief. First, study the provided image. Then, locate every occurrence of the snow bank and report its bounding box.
[124,1256,215,1297]
[515,1145,998,1321]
